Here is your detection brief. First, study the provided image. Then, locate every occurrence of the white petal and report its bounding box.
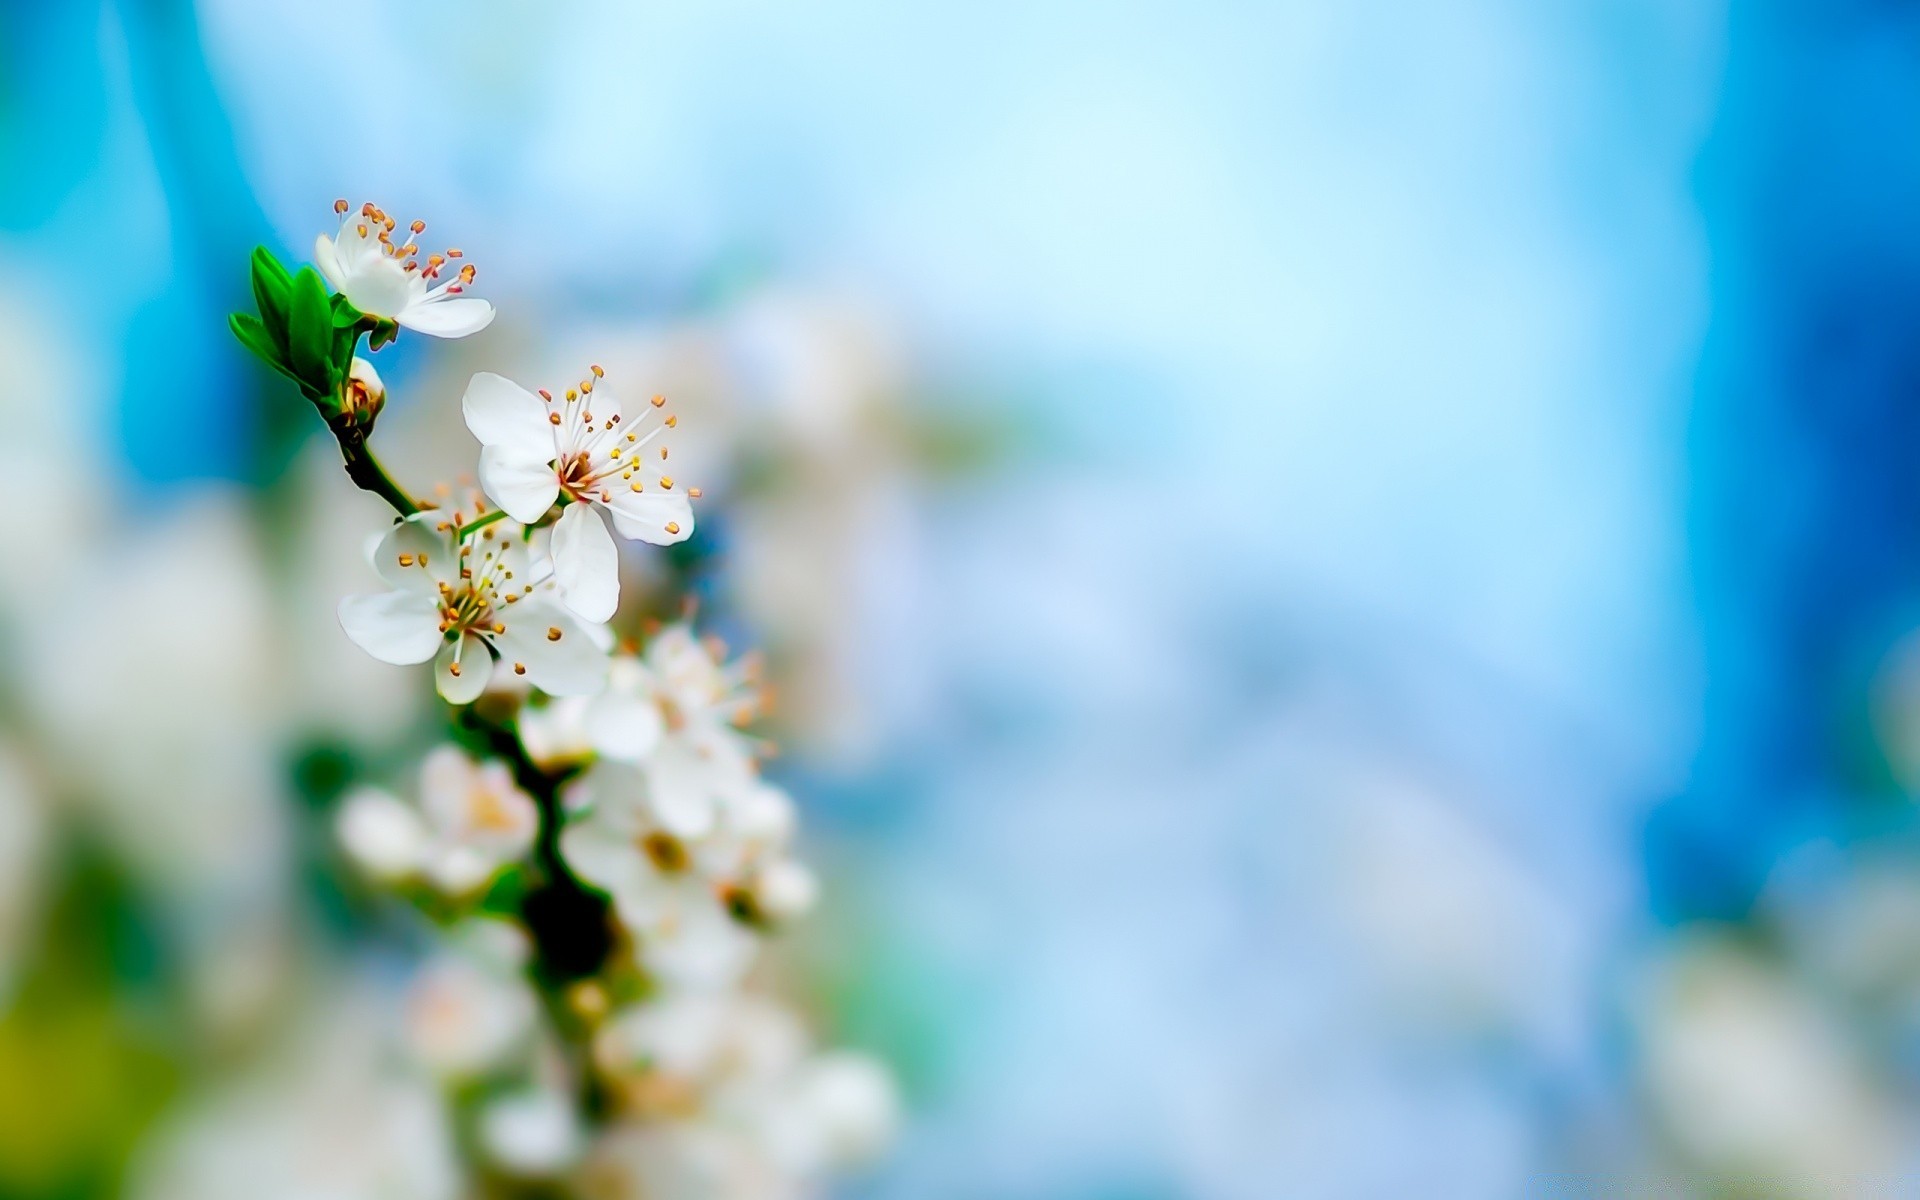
[493,597,609,697]
[424,846,497,894]
[400,296,496,338]
[463,372,555,450]
[418,745,479,832]
[479,1089,583,1176]
[479,445,560,524]
[314,232,346,290]
[724,782,797,847]
[436,634,494,704]
[551,503,619,623]
[558,814,646,896]
[605,488,695,546]
[757,859,818,920]
[639,896,757,990]
[339,591,443,664]
[373,515,448,594]
[336,787,428,879]
[584,688,664,762]
[643,742,719,838]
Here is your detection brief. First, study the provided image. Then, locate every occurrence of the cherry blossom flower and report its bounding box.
[462,369,695,622]
[314,200,494,338]
[528,627,767,831]
[557,763,762,988]
[335,746,539,894]
[337,513,607,704]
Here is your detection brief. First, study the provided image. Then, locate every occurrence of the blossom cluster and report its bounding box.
[231,201,895,1196]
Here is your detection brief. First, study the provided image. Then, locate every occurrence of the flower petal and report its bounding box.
[494,596,610,697]
[643,741,720,838]
[336,787,428,879]
[605,488,695,546]
[436,633,494,704]
[552,503,619,623]
[558,813,647,896]
[373,515,449,594]
[400,296,496,338]
[479,445,561,524]
[339,591,443,664]
[464,372,555,450]
[314,233,346,290]
[584,687,664,763]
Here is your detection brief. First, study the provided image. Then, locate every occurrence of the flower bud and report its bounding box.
[342,356,386,423]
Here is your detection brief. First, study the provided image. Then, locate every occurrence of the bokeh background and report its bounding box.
[6,0,1920,1195]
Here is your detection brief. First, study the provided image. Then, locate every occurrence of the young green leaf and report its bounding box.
[228,312,302,384]
[288,266,337,397]
[248,247,293,355]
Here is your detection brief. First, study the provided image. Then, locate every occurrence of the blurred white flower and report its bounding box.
[404,920,539,1078]
[462,369,694,622]
[338,512,608,703]
[315,199,494,338]
[336,746,538,894]
[478,1087,584,1176]
[760,1051,900,1175]
[525,627,768,831]
[132,989,461,1200]
[559,762,758,988]
[1635,934,1900,1195]
[24,490,289,900]
[599,991,807,1090]
[592,993,896,1191]
[580,1122,797,1200]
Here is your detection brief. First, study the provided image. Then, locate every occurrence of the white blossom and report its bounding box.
[404,920,539,1079]
[590,994,897,1192]
[462,369,694,623]
[314,200,494,338]
[558,762,758,989]
[338,512,608,704]
[573,627,768,833]
[478,1088,583,1176]
[335,746,539,894]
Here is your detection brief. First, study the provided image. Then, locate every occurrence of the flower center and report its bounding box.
[558,450,598,500]
[639,831,689,874]
[467,787,520,833]
[438,581,498,637]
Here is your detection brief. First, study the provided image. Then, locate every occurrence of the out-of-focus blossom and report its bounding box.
[315,200,494,338]
[560,762,757,989]
[1633,934,1901,1194]
[526,627,768,831]
[403,920,539,1079]
[339,512,607,703]
[132,992,461,1200]
[463,369,694,622]
[23,491,289,901]
[579,1122,796,1200]
[478,1087,585,1176]
[590,992,895,1193]
[336,746,538,894]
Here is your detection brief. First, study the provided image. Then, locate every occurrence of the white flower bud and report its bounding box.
[757,858,818,920]
[478,1089,582,1176]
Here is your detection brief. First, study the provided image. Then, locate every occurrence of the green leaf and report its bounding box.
[366,318,400,352]
[228,313,301,383]
[332,327,361,381]
[330,293,365,328]
[248,247,292,355]
[287,267,336,398]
